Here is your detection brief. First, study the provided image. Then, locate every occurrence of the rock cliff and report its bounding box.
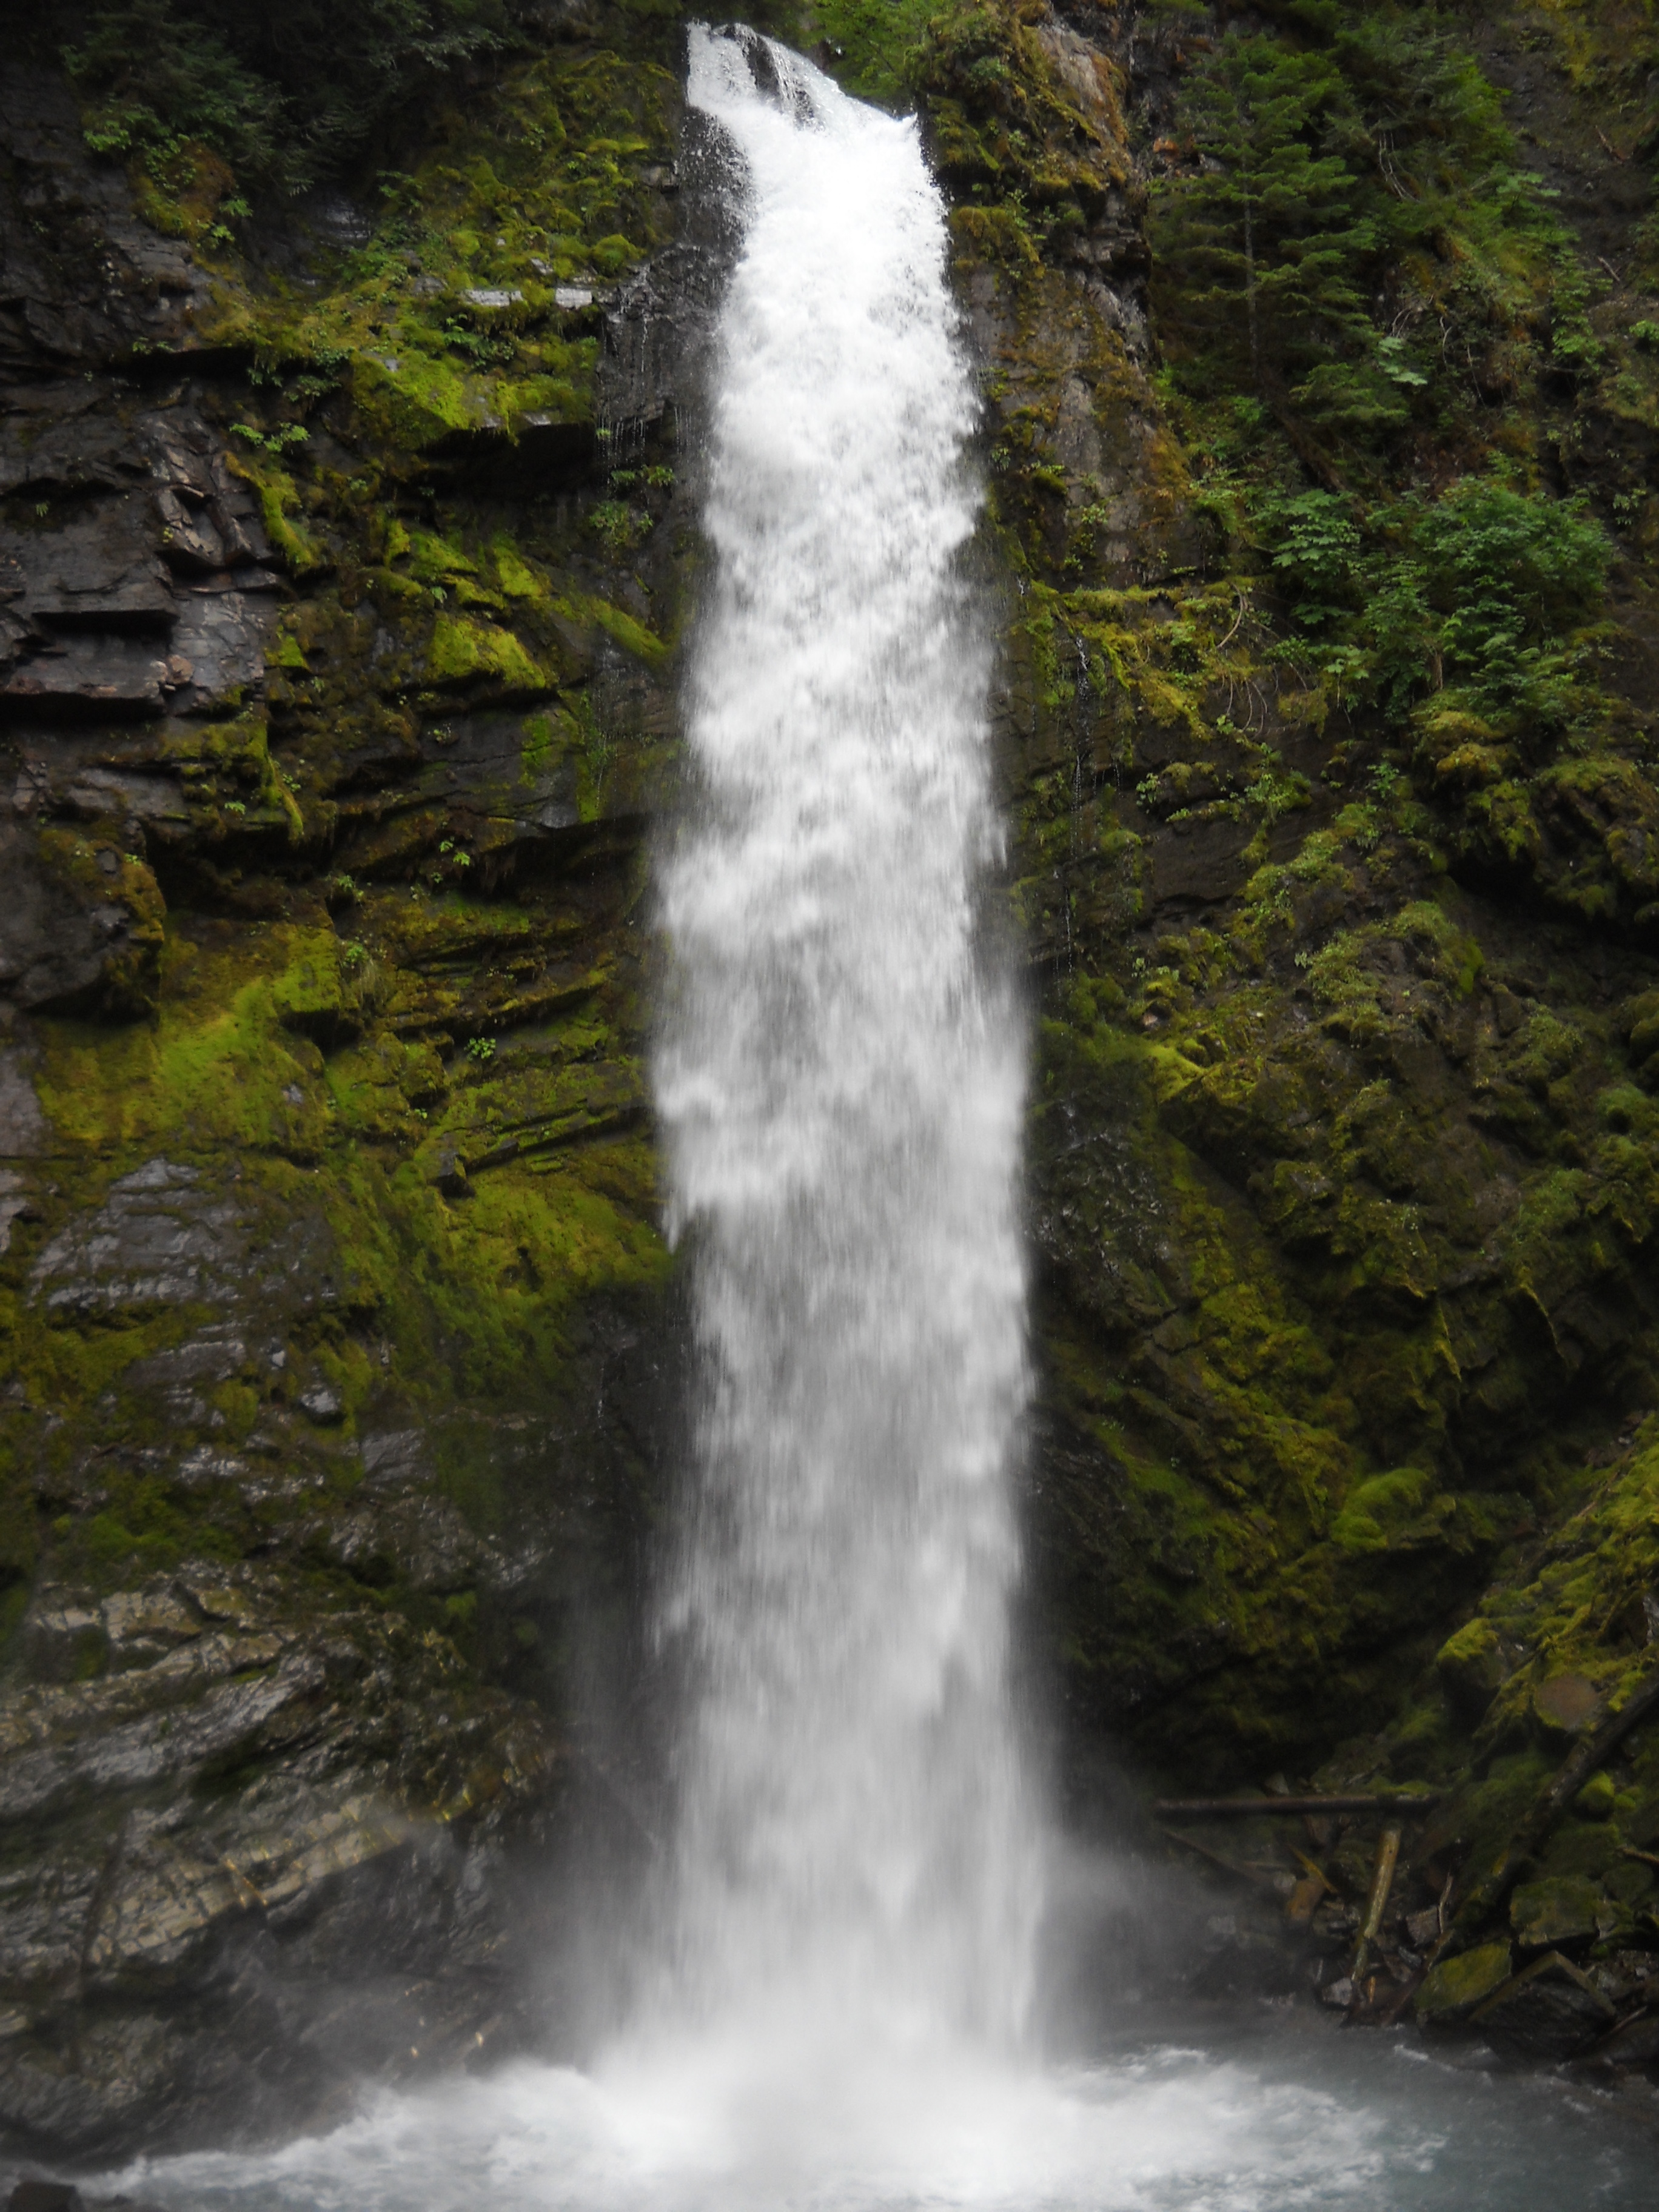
[3,0,1659,2157]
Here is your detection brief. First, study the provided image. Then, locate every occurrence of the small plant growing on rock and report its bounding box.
[588,500,651,554]
[466,1036,497,1064]
[230,421,309,455]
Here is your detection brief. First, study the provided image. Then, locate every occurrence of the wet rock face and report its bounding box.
[908,0,1659,1815]
[0,70,212,377]
[0,6,692,2159]
[943,0,1659,2073]
[5,0,1659,2147]
[0,76,279,910]
[0,1142,677,2150]
[0,365,280,1019]
[0,1127,677,2151]
[0,1562,569,2156]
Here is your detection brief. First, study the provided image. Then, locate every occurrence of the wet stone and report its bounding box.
[0,1051,47,1156]
[1589,2008,1659,2068]
[1533,1675,1603,1734]
[21,1594,107,1684]
[28,1161,246,1315]
[101,1586,203,1669]
[8,2182,85,2212]
[1510,1875,1606,1951]
[1470,1951,1618,2063]
[0,823,158,1018]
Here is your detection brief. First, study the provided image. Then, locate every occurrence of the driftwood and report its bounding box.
[1351,1823,1403,1983]
[1153,1793,1441,1818]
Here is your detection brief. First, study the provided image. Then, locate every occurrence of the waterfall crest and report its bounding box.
[652,24,1039,2056]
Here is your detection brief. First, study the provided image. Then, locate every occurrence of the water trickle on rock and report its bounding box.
[648,21,1037,2060]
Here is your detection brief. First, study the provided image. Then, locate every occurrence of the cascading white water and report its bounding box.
[648,23,1038,2060]
[86,36,1659,2212]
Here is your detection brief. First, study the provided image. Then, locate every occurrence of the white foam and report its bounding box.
[107,2043,1403,2212]
[651,24,1035,2054]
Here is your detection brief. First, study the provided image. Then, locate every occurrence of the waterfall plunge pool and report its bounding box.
[89,2008,1655,2212]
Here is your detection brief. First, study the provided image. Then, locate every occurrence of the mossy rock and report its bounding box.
[1574,1770,1618,1821]
[1509,1875,1606,1951]
[1416,1941,1514,2022]
[1436,1616,1511,1728]
[424,617,554,700]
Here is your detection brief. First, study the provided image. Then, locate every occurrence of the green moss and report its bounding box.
[1329,1465,1442,1553]
[1415,1941,1513,2021]
[36,928,340,1156]
[560,592,668,671]
[227,454,324,575]
[407,529,478,585]
[1510,1874,1605,1948]
[494,543,546,601]
[425,615,552,696]
[1576,1770,1618,1820]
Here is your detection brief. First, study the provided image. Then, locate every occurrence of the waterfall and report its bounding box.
[651,24,1039,2057]
[93,36,1659,2212]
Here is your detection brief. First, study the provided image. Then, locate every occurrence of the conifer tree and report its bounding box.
[1153,33,1383,424]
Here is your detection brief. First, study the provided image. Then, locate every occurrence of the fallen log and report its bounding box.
[1351,1823,1403,1984]
[1152,1793,1441,1818]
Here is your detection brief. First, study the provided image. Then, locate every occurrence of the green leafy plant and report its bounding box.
[587,501,652,554]
[230,421,309,455]
[443,319,517,369]
[67,0,507,199]
[1260,472,1609,725]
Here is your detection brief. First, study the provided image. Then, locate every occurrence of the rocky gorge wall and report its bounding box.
[4,0,1659,2161]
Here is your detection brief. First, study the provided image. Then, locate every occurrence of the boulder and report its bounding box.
[1532,1674,1603,1736]
[8,2183,84,2212]
[1470,1951,1619,2063]
[1415,1940,1513,2024]
[0,823,165,1020]
[1435,1617,1512,1726]
[1587,2007,1659,2069]
[1510,1875,1606,1951]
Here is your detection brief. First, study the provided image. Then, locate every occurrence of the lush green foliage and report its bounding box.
[1266,478,1611,726]
[1141,0,1629,924]
[1150,7,1564,443]
[1151,35,1381,420]
[806,0,937,105]
[66,0,508,194]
